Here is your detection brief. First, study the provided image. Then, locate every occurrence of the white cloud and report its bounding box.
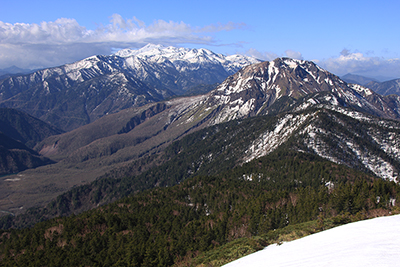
[0,19,88,45]
[284,49,303,60]
[319,50,400,79]
[245,48,278,61]
[0,14,246,69]
[246,47,400,80]
[245,48,304,61]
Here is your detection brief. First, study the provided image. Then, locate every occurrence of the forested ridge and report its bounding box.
[1,107,399,228]
[0,114,281,229]
[1,150,398,266]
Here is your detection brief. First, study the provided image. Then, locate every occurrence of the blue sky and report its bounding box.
[1,0,399,79]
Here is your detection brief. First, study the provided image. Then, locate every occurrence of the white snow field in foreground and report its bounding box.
[224,215,400,267]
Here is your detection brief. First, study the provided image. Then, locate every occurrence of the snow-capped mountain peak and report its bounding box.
[114,44,218,61]
[203,57,400,126]
[212,57,334,99]
[114,43,261,72]
[114,43,165,57]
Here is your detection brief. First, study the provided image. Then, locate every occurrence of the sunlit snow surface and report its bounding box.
[224,215,400,267]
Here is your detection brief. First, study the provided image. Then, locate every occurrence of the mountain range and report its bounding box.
[1,45,400,266]
[0,66,34,80]
[0,44,260,131]
[366,79,400,96]
[341,73,379,86]
[1,52,400,220]
[341,73,400,96]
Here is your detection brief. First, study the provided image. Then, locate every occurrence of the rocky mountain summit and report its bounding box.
[195,58,400,124]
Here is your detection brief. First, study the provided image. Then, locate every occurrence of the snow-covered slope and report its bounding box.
[224,215,400,267]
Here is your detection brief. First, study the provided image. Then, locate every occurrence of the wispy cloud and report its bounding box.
[0,14,246,69]
[284,50,303,60]
[245,48,278,61]
[245,48,304,61]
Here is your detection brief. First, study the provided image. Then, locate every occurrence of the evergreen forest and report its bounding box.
[1,149,399,266]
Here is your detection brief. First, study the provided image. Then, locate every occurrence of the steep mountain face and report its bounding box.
[0,108,63,148]
[2,57,400,216]
[0,108,59,179]
[0,44,260,131]
[0,132,54,175]
[366,78,400,96]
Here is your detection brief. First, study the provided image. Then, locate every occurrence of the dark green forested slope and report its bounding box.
[2,108,399,230]
[0,114,281,229]
[1,150,398,266]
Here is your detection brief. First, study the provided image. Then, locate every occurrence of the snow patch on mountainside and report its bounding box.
[164,95,208,125]
[243,113,313,163]
[344,139,398,181]
[237,100,400,181]
[211,98,256,125]
[350,83,373,96]
[370,131,400,160]
[297,112,400,181]
[283,58,304,69]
